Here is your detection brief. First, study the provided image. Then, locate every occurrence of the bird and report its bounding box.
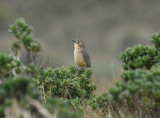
[72,40,91,68]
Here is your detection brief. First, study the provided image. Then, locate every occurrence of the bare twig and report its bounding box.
[42,83,46,104]
[28,98,55,118]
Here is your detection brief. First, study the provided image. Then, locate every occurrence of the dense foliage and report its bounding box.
[9,18,41,53]
[0,77,81,118]
[92,32,160,117]
[1,17,160,118]
[120,45,159,70]
[120,33,160,70]
[0,18,82,118]
[0,52,22,79]
[35,65,96,100]
[9,17,41,66]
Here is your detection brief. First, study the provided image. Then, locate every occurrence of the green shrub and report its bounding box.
[9,18,41,66]
[45,97,81,118]
[151,32,160,49]
[0,52,23,79]
[9,18,41,53]
[0,77,40,117]
[35,65,96,100]
[87,32,160,118]
[0,77,81,118]
[0,52,38,79]
[120,33,160,70]
[107,65,160,117]
[0,18,81,118]
[6,17,160,118]
[89,93,108,110]
[120,44,159,70]
[106,32,160,117]
[0,18,42,81]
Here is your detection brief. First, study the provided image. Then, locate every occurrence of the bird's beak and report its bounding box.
[72,40,76,43]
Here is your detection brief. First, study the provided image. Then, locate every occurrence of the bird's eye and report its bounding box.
[77,41,79,43]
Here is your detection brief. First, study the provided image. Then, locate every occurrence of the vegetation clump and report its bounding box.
[0,18,82,118]
[0,77,81,118]
[2,17,160,118]
[35,65,96,100]
[93,32,160,117]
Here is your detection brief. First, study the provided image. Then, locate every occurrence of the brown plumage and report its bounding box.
[72,40,91,67]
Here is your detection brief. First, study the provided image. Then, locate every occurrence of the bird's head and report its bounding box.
[72,40,85,49]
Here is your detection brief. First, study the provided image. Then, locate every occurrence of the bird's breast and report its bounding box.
[74,50,88,67]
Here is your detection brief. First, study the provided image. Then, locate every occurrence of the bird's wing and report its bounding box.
[81,50,91,67]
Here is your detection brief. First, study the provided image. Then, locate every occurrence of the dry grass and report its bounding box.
[82,104,135,118]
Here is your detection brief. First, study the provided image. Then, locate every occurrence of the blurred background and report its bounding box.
[0,0,160,88]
